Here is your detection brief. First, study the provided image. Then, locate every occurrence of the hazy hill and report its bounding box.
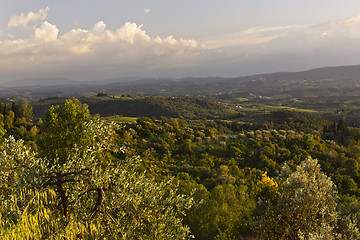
[2,77,79,88]
[3,64,360,100]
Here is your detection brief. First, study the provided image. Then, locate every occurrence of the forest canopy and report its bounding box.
[1,97,360,239]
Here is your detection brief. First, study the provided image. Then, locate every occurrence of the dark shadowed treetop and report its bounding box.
[13,99,33,122]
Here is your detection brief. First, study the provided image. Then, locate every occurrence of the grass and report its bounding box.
[236,102,318,113]
[272,106,318,113]
[102,115,138,123]
[235,97,249,102]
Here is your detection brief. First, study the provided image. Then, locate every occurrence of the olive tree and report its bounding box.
[1,101,194,239]
[258,156,338,239]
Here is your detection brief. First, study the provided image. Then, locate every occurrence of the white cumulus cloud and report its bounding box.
[35,21,59,42]
[8,7,50,28]
[144,8,151,14]
[5,8,360,81]
[0,8,204,81]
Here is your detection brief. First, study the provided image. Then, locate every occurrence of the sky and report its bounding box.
[2,1,360,82]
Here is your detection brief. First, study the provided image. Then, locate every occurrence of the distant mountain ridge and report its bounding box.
[2,64,360,100]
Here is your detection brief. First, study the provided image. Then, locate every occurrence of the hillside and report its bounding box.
[3,64,360,100]
[31,95,240,119]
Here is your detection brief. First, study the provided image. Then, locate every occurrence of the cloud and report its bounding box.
[3,8,360,81]
[208,14,360,54]
[144,8,151,14]
[35,21,59,42]
[0,9,204,81]
[202,26,295,50]
[201,15,360,59]
[8,7,50,28]
[189,15,360,77]
[115,22,151,44]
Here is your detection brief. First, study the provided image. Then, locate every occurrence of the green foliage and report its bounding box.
[13,99,33,122]
[191,184,256,239]
[0,122,5,143]
[3,110,14,130]
[0,121,194,239]
[0,188,58,240]
[0,100,37,142]
[271,110,329,133]
[258,157,338,239]
[115,116,360,199]
[322,118,357,146]
[32,95,239,120]
[6,95,360,239]
[336,201,360,239]
[37,98,94,164]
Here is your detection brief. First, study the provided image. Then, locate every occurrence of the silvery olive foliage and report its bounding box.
[258,156,338,240]
[0,119,194,239]
[298,222,337,240]
[337,201,360,240]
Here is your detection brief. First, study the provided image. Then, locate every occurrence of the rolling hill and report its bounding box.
[3,64,360,100]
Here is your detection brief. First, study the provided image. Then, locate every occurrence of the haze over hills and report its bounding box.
[3,64,360,100]
[1,77,80,88]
